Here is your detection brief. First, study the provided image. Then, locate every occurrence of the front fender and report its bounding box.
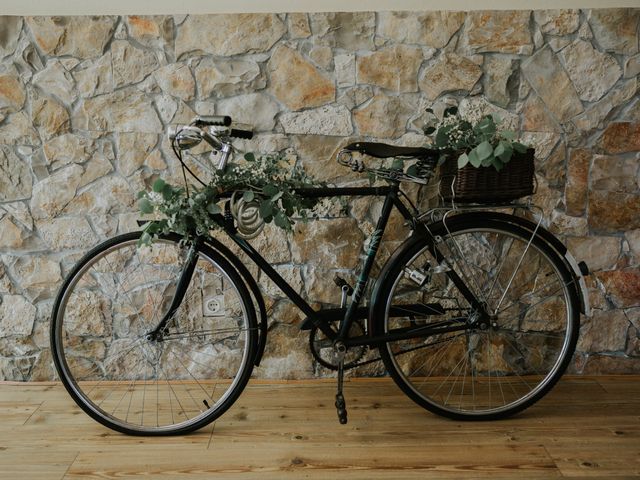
[205,237,268,367]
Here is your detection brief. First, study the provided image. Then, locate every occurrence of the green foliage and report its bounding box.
[423,108,530,171]
[137,153,325,246]
[390,158,404,171]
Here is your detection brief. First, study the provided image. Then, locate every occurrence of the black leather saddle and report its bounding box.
[343,142,438,159]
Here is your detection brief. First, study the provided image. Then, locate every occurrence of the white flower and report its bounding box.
[147,191,164,205]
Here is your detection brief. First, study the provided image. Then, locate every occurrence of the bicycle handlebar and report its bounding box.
[167,116,254,171]
[193,115,232,127]
[229,128,254,139]
[168,119,254,144]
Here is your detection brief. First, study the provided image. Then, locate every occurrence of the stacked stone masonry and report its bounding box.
[0,9,639,380]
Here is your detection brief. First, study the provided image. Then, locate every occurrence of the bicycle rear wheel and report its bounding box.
[51,232,257,435]
[375,215,580,420]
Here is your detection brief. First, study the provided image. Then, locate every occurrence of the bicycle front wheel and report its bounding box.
[51,232,257,435]
[375,215,580,420]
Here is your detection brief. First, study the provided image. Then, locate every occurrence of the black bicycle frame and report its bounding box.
[150,183,485,348]
[222,183,484,346]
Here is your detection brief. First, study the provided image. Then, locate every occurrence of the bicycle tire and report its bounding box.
[373,214,580,420]
[51,231,257,435]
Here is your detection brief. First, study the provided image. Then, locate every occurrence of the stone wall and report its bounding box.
[0,9,639,381]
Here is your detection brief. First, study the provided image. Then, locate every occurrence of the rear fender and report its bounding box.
[458,212,589,316]
[369,211,590,339]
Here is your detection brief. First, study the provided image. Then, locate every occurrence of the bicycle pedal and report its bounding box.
[335,393,348,424]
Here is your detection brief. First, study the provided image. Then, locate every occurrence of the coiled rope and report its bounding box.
[229,191,265,239]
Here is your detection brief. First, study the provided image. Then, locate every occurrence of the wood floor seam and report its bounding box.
[61,453,80,480]
[22,401,43,426]
[540,444,565,478]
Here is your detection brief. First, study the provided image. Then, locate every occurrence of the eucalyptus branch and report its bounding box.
[137,152,327,246]
[423,106,530,171]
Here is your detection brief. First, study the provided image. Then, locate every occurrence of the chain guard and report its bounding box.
[309,320,368,371]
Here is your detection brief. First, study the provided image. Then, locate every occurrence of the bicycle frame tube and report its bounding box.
[216,183,486,346]
[337,189,396,339]
[346,320,468,347]
[148,239,201,339]
[408,212,487,314]
[294,186,394,197]
[229,235,318,321]
[223,185,401,340]
[423,233,487,314]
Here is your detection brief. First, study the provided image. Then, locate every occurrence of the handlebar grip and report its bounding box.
[194,115,232,127]
[229,128,254,139]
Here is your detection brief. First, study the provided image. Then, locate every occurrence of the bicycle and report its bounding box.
[51,115,590,435]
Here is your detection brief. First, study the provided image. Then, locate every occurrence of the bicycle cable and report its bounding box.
[171,127,209,192]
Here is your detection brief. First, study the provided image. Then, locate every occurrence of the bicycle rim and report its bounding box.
[380,221,579,419]
[52,234,256,435]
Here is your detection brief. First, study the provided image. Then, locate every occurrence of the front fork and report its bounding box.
[146,239,200,341]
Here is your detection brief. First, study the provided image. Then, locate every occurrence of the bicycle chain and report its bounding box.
[309,320,369,370]
[311,330,467,371]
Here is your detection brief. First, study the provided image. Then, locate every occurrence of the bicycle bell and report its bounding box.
[167,125,203,150]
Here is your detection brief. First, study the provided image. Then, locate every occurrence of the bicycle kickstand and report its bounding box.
[334,343,348,424]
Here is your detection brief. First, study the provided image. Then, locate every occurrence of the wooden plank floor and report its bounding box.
[1,376,639,479]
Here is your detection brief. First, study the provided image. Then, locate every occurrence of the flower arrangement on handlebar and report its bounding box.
[137,152,325,246]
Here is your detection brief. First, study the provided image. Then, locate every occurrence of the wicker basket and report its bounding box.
[439,148,535,203]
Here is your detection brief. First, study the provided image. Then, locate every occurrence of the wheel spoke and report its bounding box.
[497,277,575,317]
[494,225,539,312]
[167,349,215,408]
[382,220,576,419]
[53,234,256,434]
[162,326,256,341]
